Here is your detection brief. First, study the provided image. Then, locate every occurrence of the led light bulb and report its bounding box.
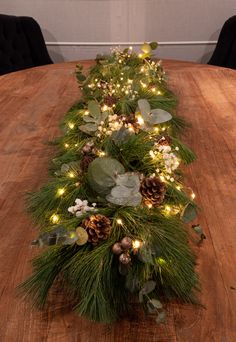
[68,122,75,129]
[132,240,142,249]
[57,188,65,196]
[51,214,59,224]
[116,218,123,225]
[68,172,75,178]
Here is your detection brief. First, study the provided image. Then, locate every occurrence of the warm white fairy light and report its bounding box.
[116,218,123,225]
[57,188,65,196]
[127,79,133,84]
[160,175,165,182]
[68,122,75,129]
[157,90,162,95]
[149,150,155,159]
[137,115,144,125]
[51,213,60,224]
[132,240,142,249]
[165,205,171,213]
[101,105,109,112]
[138,53,143,58]
[84,110,89,115]
[176,185,181,191]
[68,171,75,178]
[147,203,153,209]
[191,193,196,199]
[151,87,156,93]
[98,151,106,157]
[64,143,69,148]
[140,81,147,88]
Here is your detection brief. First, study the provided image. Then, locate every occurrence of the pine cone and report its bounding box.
[82,214,111,245]
[80,155,94,172]
[121,113,140,133]
[157,135,172,146]
[140,176,166,207]
[104,95,118,107]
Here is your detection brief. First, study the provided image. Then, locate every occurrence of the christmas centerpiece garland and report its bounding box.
[20,43,204,324]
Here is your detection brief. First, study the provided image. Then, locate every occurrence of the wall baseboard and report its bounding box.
[46,41,217,47]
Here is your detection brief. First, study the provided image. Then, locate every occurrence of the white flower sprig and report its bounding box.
[68,199,97,217]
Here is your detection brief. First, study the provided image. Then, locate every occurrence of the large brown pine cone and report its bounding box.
[140,176,166,207]
[81,214,111,245]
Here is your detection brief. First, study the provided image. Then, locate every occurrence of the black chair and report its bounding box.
[0,14,53,75]
[208,16,236,69]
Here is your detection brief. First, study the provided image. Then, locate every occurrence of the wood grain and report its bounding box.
[0,60,235,342]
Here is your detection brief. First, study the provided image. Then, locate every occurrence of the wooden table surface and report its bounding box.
[0,60,236,342]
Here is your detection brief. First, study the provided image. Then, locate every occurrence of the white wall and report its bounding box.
[0,0,236,63]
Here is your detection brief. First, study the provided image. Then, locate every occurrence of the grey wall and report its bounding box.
[1,0,236,63]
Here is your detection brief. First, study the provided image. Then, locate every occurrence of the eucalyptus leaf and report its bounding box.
[125,275,140,293]
[77,73,86,81]
[156,311,166,324]
[88,100,101,119]
[112,127,133,146]
[79,123,98,134]
[138,99,151,117]
[149,299,163,309]
[116,173,140,188]
[142,280,156,295]
[106,173,142,206]
[148,108,172,124]
[76,227,89,245]
[181,203,197,223]
[88,157,125,195]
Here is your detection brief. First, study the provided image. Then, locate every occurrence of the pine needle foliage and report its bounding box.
[20,43,201,323]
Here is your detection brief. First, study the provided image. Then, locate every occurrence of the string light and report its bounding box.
[68,172,75,178]
[102,105,109,112]
[68,122,75,129]
[64,143,69,148]
[138,53,143,58]
[165,205,171,213]
[140,81,147,88]
[147,203,153,209]
[84,110,89,115]
[154,127,159,133]
[137,115,144,125]
[151,87,156,93]
[51,213,60,224]
[116,218,123,225]
[98,151,106,157]
[157,90,162,95]
[132,240,142,249]
[176,185,181,191]
[160,175,165,182]
[191,193,196,199]
[57,188,65,196]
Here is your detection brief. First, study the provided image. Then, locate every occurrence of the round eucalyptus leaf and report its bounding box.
[88,157,125,195]
[76,227,89,245]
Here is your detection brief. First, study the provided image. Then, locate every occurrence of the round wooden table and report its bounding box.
[0,60,235,342]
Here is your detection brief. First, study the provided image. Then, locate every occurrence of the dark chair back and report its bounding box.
[0,14,53,75]
[208,16,236,69]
